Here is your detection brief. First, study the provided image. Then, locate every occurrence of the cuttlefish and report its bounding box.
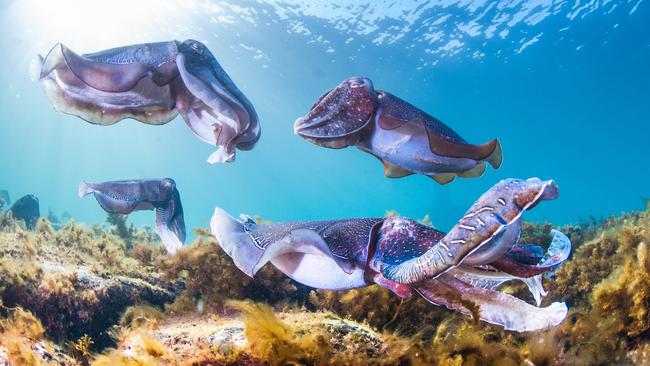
[79,178,185,254]
[211,178,571,331]
[294,77,502,184]
[34,40,260,163]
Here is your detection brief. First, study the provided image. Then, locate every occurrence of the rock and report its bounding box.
[0,341,77,366]
[0,190,9,208]
[10,194,40,229]
[0,221,183,349]
[5,262,183,348]
[103,311,392,365]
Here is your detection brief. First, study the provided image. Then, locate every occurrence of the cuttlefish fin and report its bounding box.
[426,126,503,167]
[457,162,486,178]
[381,160,414,178]
[486,139,503,169]
[78,181,95,198]
[430,173,456,185]
[211,208,353,277]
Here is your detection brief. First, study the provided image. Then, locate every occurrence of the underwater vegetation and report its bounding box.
[8,195,40,230]
[0,194,649,364]
[0,203,180,351]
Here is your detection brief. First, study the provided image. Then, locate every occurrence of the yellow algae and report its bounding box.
[227,300,331,365]
[159,229,297,314]
[1,200,650,364]
[120,304,165,330]
[0,307,77,366]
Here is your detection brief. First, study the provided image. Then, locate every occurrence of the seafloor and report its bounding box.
[0,196,649,366]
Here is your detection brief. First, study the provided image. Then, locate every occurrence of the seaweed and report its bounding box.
[158,228,303,315]
[1,199,650,365]
[0,218,179,350]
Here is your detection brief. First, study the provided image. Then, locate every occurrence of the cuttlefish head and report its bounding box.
[176,39,260,163]
[294,77,378,149]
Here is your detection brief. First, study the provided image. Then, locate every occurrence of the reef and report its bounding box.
[0,208,181,352]
[0,200,649,365]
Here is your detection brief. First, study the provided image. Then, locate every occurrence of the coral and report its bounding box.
[228,300,330,365]
[545,208,650,365]
[83,300,569,366]
[119,304,164,330]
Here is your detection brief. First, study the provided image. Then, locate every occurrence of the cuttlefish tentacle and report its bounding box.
[35,40,260,163]
[445,230,571,307]
[79,178,185,254]
[376,178,559,284]
[294,77,502,183]
[415,273,568,332]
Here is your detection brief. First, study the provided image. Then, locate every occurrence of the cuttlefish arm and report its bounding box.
[78,178,185,254]
[379,178,559,284]
[36,42,180,125]
[449,230,572,306]
[210,208,382,290]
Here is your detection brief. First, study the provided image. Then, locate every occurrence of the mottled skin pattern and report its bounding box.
[380,178,559,284]
[371,217,445,265]
[211,178,572,331]
[79,178,185,254]
[294,77,502,184]
[245,218,383,262]
[294,77,378,148]
[36,40,259,163]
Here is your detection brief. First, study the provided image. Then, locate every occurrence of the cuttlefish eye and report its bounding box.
[159,178,176,200]
[347,76,371,89]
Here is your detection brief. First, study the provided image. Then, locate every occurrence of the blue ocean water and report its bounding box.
[0,0,648,240]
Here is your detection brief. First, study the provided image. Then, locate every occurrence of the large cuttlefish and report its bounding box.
[34,40,259,164]
[211,178,571,332]
[294,77,502,184]
[79,178,185,254]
